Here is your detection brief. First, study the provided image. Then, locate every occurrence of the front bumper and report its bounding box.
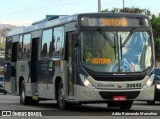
[74,85,155,102]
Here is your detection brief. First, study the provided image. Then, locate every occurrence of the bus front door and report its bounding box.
[66,32,76,98]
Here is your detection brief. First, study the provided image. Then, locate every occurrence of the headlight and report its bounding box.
[143,74,154,89]
[156,84,160,89]
[79,74,95,89]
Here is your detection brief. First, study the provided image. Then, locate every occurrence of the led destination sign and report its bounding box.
[101,18,128,27]
[91,58,111,65]
[80,17,148,27]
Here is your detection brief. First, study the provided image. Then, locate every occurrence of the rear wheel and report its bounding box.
[118,101,133,109]
[57,81,68,110]
[20,80,31,105]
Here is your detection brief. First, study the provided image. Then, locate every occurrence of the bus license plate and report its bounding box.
[113,96,126,101]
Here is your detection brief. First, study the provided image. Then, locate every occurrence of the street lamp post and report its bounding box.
[123,0,125,9]
[98,0,101,12]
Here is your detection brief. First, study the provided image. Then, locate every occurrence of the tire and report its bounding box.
[118,101,133,109]
[108,101,118,107]
[31,100,39,105]
[20,80,31,105]
[57,81,68,110]
[147,101,155,105]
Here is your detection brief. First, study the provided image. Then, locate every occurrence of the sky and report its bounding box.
[0,0,159,26]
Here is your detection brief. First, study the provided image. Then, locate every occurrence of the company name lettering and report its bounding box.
[101,18,128,27]
[98,83,114,88]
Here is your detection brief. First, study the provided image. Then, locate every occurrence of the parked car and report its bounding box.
[0,75,7,94]
[147,68,160,105]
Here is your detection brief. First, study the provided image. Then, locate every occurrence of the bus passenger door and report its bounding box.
[31,38,39,95]
[11,42,18,94]
[66,32,76,98]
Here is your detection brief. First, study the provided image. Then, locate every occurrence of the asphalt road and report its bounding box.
[0,93,160,119]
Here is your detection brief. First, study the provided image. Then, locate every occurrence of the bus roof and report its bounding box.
[7,14,78,36]
[6,12,148,37]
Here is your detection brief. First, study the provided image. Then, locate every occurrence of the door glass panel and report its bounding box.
[67,32,74,96]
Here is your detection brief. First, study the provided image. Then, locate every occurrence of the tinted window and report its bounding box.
[41,29,52,58]
[22,34,31,59]
[5,38,12,61]
[18,35,23,59]
[53,27,64,57]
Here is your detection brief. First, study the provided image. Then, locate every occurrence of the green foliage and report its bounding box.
[120,7,143,13]
[155,38,160,60]
[102,7,150,15]
[151,15,160,40]
[152,15,160,60]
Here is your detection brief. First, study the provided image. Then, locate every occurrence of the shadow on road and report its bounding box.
[31,102,160,116]
[133,101,160,106]
[33,102,144,116]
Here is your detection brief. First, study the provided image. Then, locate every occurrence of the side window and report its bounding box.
[5,37,12,61]
[53,27,64,57]
[18,35,23,59]
[41,29,52,58]
[22,34,31,59]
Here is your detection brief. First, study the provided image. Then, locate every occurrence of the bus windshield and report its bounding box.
[81,30,152,73]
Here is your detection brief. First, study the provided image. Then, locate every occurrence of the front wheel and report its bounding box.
[147,100,155,105]
[118,101,133,109]
[108,101,118,107]
[57,81,68,110]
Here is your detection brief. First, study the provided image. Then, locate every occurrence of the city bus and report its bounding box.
[4,13,155,109]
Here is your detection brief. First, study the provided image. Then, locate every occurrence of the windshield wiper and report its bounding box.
[97,28,115,48]
[114,34,116,60]
[122,28,136,47]
[97,28,117,60]
[120,35,123,59]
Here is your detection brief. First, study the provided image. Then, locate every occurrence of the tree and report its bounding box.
[151,15,160,60]
[102,7,150,16]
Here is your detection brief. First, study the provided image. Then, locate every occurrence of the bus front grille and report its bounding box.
[99,91,140,99]
[90,75,145,81]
